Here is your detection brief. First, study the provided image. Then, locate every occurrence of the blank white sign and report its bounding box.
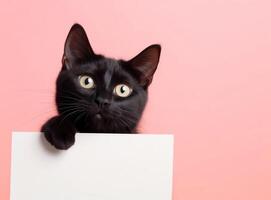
[11,132,173,200]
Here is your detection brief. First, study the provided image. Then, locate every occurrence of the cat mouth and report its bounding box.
[93,111,104,120]
[92,108,112,120]
[95,113,102,120]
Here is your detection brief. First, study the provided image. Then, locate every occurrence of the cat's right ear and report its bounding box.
[62,24,95,70]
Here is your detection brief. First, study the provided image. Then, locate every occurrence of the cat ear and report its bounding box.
[128,44,161,87]
[62,24,95,69]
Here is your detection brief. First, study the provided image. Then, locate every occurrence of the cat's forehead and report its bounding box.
[94,58,120,70]
[92,58,123,78]
[73,58,120,73]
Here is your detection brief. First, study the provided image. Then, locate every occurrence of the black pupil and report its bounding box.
[84,78,90,85]
[120,86,126,93]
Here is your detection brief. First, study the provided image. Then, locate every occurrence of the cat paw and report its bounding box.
[41,116,76,150]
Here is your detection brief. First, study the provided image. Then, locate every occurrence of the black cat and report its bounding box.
[41,24,161,150]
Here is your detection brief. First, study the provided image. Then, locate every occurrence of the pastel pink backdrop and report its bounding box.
[1,0,271,199]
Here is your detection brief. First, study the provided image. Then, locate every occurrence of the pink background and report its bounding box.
[1,0,271,199]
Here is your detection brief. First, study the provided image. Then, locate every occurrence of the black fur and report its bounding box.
[41,24,161,149]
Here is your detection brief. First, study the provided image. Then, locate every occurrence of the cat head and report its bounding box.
[56,24,161,133]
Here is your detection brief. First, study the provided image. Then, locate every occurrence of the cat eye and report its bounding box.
[79,75,95,89]
[113,84,133,98]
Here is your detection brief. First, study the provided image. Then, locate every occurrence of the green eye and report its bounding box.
[113,84,133,97]
[79,75,95,89]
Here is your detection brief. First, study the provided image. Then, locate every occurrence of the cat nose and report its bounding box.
[95,97,111,107]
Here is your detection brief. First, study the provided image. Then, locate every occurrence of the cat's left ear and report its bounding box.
[62,24,95,70]
[128,44,161,88]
